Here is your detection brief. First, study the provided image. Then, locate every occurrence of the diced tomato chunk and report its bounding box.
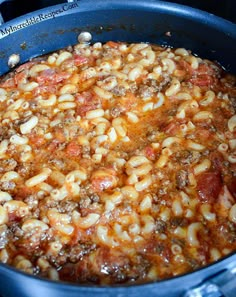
[228,177,236,199]
[190,75,213,87]
[16,61,35,73]
[8,213,21,222]
[178,60,194,76]
[74,55,88,66]
[106,41,120,48]
[163,122,179,135]
[75,91,99,116]
[28,134,46,147]
[91,169,117,192]
[197,172,222,203]
[144,146,155,160]
[66,141,81,157]
[32,85,57,96]
[47,139,62,151]
[76,91,93,104]
[36,69,55,84]
[14,71,27,85]
[195,128,211,141]
[209,151,225,171]
[76,103,98,117]
[91,176,114,192]
[36,69,70,85]
[16,186,33,199]
[162,120,185,135]
[54,128,66,143]
[0,78,15,88]
[189,63,219,87]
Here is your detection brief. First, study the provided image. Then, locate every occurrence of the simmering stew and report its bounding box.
[0,41,235,284]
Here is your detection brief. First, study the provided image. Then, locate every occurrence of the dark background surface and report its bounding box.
[0,0,236,23]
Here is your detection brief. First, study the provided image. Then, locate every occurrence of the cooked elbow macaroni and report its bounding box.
[0,40,235,285]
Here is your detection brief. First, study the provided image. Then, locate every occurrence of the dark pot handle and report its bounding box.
[185,265,236,297]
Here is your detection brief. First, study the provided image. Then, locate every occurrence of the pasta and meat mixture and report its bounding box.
[0,41,235,285]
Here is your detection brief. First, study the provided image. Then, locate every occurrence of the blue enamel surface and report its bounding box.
[0,1,235,296]
[0,0,235,76]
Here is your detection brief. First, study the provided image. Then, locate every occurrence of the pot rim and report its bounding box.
[0,0,235,292]
[0,248,235,291]
[0,0,235,37]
